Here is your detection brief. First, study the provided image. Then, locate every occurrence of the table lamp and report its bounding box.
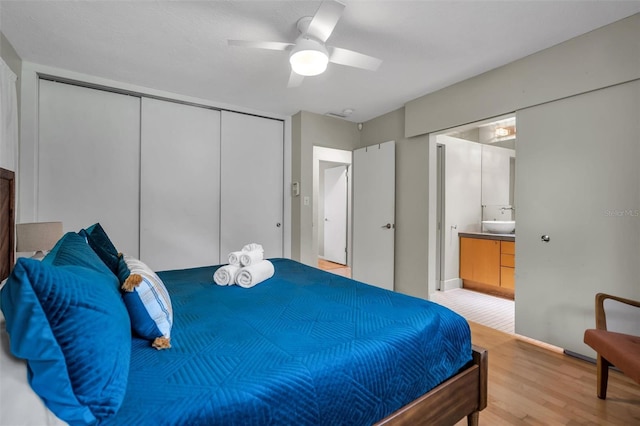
[16,222,63,259]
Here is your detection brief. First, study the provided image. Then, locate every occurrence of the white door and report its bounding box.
[38,79,140,256]
[323,165,347,264]
[140,98,221,271]
[220,111,284,262]
[516,81,640,357]
[352,141,395,290]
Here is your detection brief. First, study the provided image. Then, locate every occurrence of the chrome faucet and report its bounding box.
[500,206,515,214]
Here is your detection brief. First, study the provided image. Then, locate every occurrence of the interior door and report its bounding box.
[352,141,395,290]
[323,165,347,264]
[516,80,640,357]
[220,111,284,261]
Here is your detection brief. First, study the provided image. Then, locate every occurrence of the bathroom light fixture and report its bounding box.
[289,37,329,76]
[495,127,510,137]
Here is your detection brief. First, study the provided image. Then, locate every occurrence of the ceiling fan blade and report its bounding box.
[228,40,293,51]
[328,47,382,71]
[287,71,305,88]
[306,0,345,43]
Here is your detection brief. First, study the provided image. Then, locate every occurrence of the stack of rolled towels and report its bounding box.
[213,243,275,288]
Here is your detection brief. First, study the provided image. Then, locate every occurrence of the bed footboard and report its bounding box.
[376,345,488,426]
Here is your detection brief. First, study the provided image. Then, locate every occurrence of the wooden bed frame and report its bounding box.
[0,166,486,424]
[377,345,487,426]
[1,167,15,282]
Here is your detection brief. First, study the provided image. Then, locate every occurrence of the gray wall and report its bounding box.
[359,108,430,299]
[405,13,640,137]
[291,111,360,265]
[291,13,640,305]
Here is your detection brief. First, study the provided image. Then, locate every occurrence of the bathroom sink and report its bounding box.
[482,220,515,234]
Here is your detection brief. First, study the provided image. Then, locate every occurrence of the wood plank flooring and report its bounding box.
[317,259,351,278]
[457,322,639,425]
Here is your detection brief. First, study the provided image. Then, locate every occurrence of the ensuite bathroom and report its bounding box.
[432,114,517,331]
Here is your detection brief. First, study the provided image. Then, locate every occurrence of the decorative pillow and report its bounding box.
[118,254,173,349]
[0,258,131,425]
[43,231,118,289]
[81,223,120,275]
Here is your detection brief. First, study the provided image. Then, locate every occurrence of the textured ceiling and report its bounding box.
[1,1,639,123]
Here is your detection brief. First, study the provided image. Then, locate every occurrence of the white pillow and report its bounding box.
[0,309,66,426]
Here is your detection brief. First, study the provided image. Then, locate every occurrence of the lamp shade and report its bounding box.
[16,222,63,253]
[289,37,329,77]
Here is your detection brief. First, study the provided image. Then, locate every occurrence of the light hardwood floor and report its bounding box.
[459,322,639,425]
[317,258,351,278]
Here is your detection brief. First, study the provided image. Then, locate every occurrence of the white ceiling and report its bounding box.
[2,1,639,123]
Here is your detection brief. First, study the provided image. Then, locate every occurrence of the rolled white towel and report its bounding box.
[213,264,241,286]
[242,243,263,253]
[240,250,264,266]
[228,251,243,266]
[235,260,275,288]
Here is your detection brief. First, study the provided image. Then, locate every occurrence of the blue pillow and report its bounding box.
[82,223,120,275]
[43,232,117,289]
[0,258,131,425]
[118,255,173,349]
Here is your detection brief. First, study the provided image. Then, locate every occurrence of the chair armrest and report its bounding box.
[595,293,640,330]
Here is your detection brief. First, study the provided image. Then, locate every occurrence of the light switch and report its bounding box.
[303,196,310,206]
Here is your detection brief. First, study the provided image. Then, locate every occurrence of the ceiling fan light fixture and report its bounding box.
[289,37,329,76]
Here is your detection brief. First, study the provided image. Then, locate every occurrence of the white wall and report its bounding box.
[437,135,482,289]
[0,33,20,172]
[481,144,516,221]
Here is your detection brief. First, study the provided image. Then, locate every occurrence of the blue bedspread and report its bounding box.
[106,259,472,425]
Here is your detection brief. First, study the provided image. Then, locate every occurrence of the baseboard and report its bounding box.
[441,278,462,291]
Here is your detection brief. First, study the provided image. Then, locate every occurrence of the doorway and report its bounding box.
[313,146,352,276]
[429,114,516,333]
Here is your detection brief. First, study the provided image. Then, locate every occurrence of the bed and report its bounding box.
[0,180,486,426]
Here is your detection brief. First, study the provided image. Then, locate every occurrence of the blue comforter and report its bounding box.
[106,259,472,425]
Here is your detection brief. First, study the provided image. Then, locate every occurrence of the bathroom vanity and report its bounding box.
[459,232,515,299]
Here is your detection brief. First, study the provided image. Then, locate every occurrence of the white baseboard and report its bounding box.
[440,278,462,291]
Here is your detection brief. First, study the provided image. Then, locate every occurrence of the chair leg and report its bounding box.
[467,411,479,426]
[596,354,611,399]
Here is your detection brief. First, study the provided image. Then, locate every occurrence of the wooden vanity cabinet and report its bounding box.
[500,241,515,290]
[460,236,515,299]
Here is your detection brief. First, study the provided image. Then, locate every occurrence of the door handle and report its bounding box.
[541,235,550,242]
[382,223,393,229]
[276,223,281,228]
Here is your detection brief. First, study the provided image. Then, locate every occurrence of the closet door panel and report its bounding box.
[38,80,140,255]
[220,111,284,261]
[140,98,221,271]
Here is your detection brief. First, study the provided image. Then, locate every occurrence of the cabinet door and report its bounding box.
[38,80,140,255]
[140,98,221,271]
[460,237,500,287]
[220,111,283,262]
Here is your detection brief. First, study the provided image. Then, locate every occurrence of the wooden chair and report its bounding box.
[583,293,640,399]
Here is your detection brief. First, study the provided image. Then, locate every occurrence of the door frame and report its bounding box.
[321,164,348,265]
[312,146,352,266]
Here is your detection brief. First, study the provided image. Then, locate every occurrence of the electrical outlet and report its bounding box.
[303,196,310,206]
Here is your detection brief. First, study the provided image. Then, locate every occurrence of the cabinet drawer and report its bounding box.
[501,241,515,255]
[501,253,515,268]
[501,266,515,289]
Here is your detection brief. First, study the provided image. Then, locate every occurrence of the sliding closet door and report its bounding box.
[220,111,284,261]
[140,98,221,271]
[516,80,640,357]
[38,79,140,255]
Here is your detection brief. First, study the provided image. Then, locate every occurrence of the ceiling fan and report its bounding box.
[228,0,382,87]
